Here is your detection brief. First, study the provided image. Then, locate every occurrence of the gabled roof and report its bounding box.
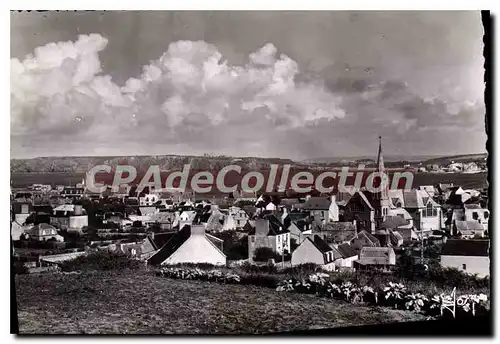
[243,221,255,232]
[455,220,484,232]
[388,229,404,245]
[357,191,374,210]
[241,205,257,217]
[311,235,333,253]
[352,230,380,247]
[265,214,290,236]
[303,236,332,256]
[147,226,192,265]
[441,239,489,257]
[336,243,358,258]
[358,247,395,265]
[28,223,58,236]
[149,232,177,250]
[380,216,409,229]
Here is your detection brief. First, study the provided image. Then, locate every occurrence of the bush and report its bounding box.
[59,251,143,272]
[238,261,278,274]
[282,263,323,276]
[253,247,280,262]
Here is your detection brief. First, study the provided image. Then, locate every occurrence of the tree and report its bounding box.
[253,247,279,262]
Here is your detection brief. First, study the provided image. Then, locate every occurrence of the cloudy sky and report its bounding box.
[11,11,486,159]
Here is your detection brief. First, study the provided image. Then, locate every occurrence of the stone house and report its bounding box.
[247,214,290,261]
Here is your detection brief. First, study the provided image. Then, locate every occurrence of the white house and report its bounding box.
[440,239,490,278]
[291,235,337,271]
[50,204,88,232]
[147,225,226,266]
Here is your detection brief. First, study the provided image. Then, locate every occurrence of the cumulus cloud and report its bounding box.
[10,33,485,159]
[11,34,347,157]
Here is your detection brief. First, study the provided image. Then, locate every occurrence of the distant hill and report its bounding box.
[10,155,302,173]
[422,153,488,166]
[10,153,488,173]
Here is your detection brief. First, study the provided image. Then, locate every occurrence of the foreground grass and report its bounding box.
[15,270,428,334]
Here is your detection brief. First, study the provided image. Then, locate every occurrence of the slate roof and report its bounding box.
[287,211,309,222]
[441,239,489,257]
[241,205,257,217]
[243,221,255,232]
[455,220,484,232]
[336,243,358,258]
[350,230,381,247]
[380,216,409,229]
[388,229,404,246]
[265,214,290,236]
[149,232,177,250]
[147,226,191,265]
[311,235,333,253]
[358,247,395,265]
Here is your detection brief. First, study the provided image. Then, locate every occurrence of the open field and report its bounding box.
[15,270,427,334]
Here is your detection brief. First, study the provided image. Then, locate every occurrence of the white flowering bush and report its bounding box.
[276,278,296,292]
[339,282,363,303]
[457,293,489,315]
[326,282,342,298]
[308,272,330,286]
[158,267,242,284]
[405,293,429,312]
[383,282,407,308]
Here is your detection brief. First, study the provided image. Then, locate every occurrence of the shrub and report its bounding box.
[253,247,280,262]
[238,261,278,274]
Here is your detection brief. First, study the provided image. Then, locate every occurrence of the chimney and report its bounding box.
[21,204,29,214]
[74,205,83,216]
[255,218,269,236]
[190,224,205,236]
[330,194,336,204]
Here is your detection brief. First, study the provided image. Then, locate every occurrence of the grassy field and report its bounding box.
[15,270,428,334]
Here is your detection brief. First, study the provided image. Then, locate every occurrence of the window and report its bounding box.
[396,201,402,208]
[462,264,467,270]
[472,212,479,220]
[425,203,433,217]
[484,211,489,219]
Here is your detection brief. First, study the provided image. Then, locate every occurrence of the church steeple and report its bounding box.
[377,136,384,173]
[374,136,390,230]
